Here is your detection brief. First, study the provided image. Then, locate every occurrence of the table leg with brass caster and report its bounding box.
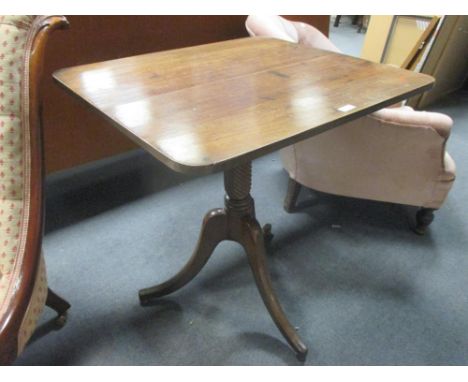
[139,161,308,359]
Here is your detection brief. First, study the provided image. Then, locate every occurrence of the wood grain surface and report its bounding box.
[54,37,434,174]
[43,16,329,173]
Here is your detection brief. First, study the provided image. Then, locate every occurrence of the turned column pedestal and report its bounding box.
[139,162,308,359]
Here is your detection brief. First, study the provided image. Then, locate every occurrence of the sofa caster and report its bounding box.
[54,313,68,328]
[411,208,435,235]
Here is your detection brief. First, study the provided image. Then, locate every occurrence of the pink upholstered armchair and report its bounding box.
[245,15,456,234]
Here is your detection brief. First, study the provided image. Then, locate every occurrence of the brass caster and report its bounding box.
[263,223,274,244]
[296,349,308,362]
[139,291,152,306]
[410,208,435,235]
[55,313,68,328]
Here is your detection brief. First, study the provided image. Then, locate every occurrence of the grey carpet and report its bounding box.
[329,16,366,57]
[14,88,468,366]
[14,19,468,365]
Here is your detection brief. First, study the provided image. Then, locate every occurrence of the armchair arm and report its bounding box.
[0,15,68,365]
[372,106,453,139]
[286,105,455,209]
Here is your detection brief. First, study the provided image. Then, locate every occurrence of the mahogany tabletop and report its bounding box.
[54,37,434,175]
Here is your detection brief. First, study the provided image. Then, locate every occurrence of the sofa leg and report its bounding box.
[46,288,71,327]
[284,177,302,213]
[412,208,435,235]
[334,15,342,27]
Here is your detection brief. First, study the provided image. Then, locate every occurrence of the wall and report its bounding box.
[413,16,468,108]
[360,16,393,62]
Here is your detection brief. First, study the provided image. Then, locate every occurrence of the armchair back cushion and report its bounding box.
[246,15,340,52]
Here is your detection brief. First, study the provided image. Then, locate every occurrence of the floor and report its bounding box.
[15,18,468,365]
[329,16,366,57]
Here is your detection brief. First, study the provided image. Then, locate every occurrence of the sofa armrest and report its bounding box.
[372,106,453,139]
[245,15,298,42]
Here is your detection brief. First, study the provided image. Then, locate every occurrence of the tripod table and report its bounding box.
[53,37,433,359]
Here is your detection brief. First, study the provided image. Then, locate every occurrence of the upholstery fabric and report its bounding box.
[246,15,340,53]
[0,15,47,355]
[245,15,299,43]
[246,15,456,209]
[281,111,455,208]
[17,254,47,353]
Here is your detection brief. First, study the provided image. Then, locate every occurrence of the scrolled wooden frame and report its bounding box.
[0,15,69,366]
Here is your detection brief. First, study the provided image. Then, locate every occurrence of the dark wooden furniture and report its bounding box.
[54,37,433,358]
[334,15,368,33]
[0,16,70,366]
[42,16,329,173]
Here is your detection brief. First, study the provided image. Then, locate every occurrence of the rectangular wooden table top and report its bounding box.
[54,37,434,175]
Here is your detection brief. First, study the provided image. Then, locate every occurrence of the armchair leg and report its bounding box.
[412,208,435,235]
[334,15,342,27]
[46,288,70,327]
[284,177,302,213]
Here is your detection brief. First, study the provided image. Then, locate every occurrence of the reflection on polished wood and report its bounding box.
[43,16,329,173]
[54,38,434,358]
[54,37,434,175]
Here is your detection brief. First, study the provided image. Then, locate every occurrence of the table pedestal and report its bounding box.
[139,162,308,359]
